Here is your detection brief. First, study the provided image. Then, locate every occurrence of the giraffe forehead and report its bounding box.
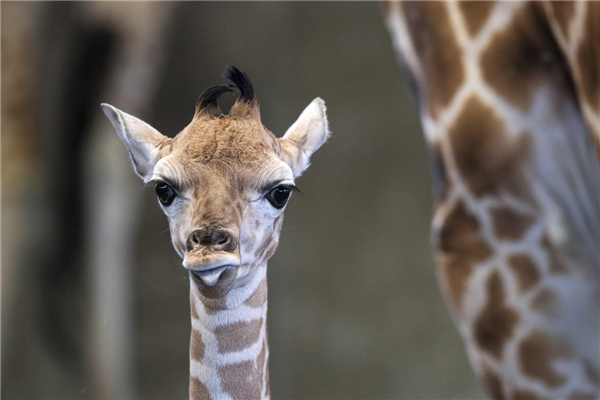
[174,116,279,165]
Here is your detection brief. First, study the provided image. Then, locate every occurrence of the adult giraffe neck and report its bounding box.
[189,265,270,400]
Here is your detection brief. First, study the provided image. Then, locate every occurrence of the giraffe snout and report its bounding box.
[186,227,238,254]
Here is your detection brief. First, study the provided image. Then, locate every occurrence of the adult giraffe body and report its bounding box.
[102,67,329,399]
[384,2,599,399]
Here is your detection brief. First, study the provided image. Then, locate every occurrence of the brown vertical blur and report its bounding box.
[1,2,484,399]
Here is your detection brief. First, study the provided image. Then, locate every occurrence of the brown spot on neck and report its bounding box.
[480,4,571,112]
[218,359,262,400]
[448,96,534,202]
[519,331,571,388]
[458,1,496,37]
[190,377,212,400]
[215,318,263,354]
[508,254,541,293]
[436,201,493,308]
[474,271,519,359]
[244,278,267,308]
[190,329,205,362]
[492,207,536,240]
[402,1,465,119]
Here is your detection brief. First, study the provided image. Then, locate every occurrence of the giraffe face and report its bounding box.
[150,117,296,298]
[102,67,329,299]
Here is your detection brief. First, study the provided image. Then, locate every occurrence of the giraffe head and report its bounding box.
[102,66,329,299]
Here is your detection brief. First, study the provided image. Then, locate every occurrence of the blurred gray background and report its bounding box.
[2,2,485,399]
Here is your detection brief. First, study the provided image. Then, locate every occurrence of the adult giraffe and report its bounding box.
[383,2,599,399]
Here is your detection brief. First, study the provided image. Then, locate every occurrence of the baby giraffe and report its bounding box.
[101,66,329,399]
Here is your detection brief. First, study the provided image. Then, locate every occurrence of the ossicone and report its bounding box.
[194,66,259,119]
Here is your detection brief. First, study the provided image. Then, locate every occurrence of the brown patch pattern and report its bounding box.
[480,4,569,111]
[492,207,535,240]
[190,330,205,362]
[244,278,267,308]
[190,377,211,400]
[437,201,493,308]
[519,331,570,388]
[458,1,497,37]
[219,360,262,400]
[508,254,540,293]
[402,1,465,118]
[215,318,263,354]
[474,271,519,359]
[448,96,533,201]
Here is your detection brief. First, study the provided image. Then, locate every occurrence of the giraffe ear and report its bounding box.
[101,103,171,183]
[279,97,330,177]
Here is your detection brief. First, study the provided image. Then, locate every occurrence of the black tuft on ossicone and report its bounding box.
[196,84,234,112]
[223,65,256,103]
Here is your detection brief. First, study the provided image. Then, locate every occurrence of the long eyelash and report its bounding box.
[287,184,302,194]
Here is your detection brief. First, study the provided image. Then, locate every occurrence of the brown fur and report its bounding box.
[244,278,267,308]
[436,201,493,308]
[492,207,535,240]
[215,319,263,354]
[402,1,465,118]
[519,331,570,388]
[508,254,541,293]
[480,4,570,112]
[448,96,533,202]
[190,330,205,362]
[458,1,497,37]
[474,271,519,359]
[218,360,262,400]
[190,378,212,400]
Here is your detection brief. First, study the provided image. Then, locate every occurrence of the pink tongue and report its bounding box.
[197,266,228,286]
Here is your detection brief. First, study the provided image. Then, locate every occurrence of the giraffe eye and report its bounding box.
[155,182,176,206]
[266,185,292,209]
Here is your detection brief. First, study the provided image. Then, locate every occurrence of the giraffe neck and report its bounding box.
[385,2,600,399]
[189,265,270,400]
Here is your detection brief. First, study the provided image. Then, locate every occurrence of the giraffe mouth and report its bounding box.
[184,253,241,288]
[191,266,230,286]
